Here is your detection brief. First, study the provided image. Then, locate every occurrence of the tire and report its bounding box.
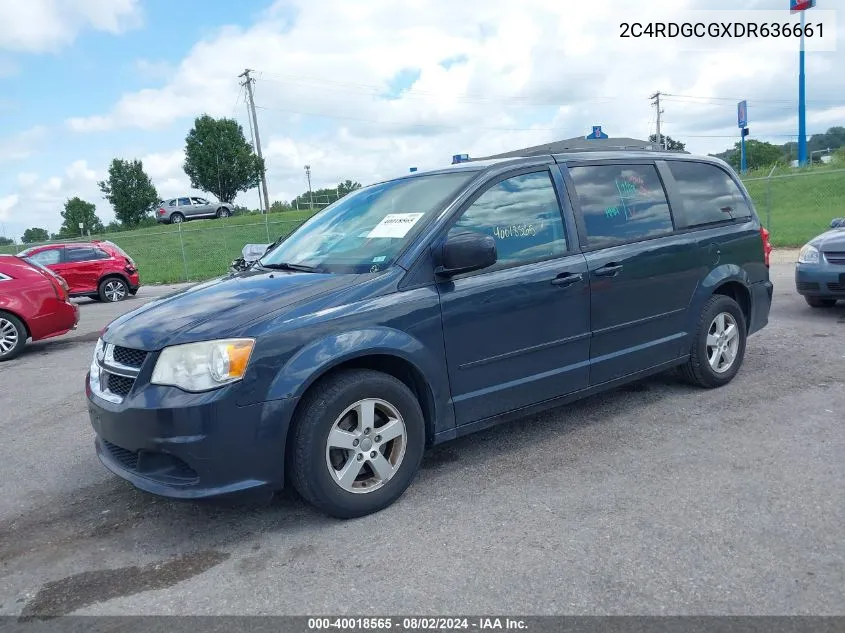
[289,369,426,519]
[216,207,230,218]
[0,311,27,362]
[680,295,747,389]
[805,296,837,308]
[170,212,185,224]
[99,277,128,302]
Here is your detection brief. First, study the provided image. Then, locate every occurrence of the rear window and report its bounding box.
[101,241,131,259]
[667,161,753,228]
[569,164,674,248]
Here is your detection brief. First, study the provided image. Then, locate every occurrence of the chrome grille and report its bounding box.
[90,341,143,404]
[112,346,147,368]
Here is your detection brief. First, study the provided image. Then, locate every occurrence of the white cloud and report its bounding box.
[140,149,192,198]
[0,195,19,221]
[0,0,142,53]
[0,126,49,163]
[0,160,104,238]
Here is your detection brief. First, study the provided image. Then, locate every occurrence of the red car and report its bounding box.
[0,255,80,361]
[18,240,140,302]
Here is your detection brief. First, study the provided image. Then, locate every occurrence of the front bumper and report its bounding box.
[795,262,845,297]
[87,378,299,498]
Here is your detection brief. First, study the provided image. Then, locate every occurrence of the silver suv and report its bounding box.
[155,196,232,224]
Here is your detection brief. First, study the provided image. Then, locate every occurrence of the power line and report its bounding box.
[254,104,563,132]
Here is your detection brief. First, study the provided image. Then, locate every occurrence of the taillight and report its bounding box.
[760,226,772,267]
[158,208,165,215]
[48,274,69,301]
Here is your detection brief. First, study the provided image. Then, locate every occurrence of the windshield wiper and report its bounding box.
[259,261,323,273]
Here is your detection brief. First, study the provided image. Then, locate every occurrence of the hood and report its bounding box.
[811,228,845,251]
[103,269,361,351]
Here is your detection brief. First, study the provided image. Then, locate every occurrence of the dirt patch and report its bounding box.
[19,550,230,620]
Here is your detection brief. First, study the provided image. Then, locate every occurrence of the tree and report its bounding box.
[269,200,293,213]
[725,139,783,171]
[648,134,686,151]
[183,115,263,204]
[21,227,50,243]
[0,236,13,246]
[59,197,104,237]
[98,158,159,228]
[337,179,363,196]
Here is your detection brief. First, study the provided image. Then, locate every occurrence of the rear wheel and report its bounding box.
[289,369,425,519]
[0,312,27,362]
[170,212,185,224]
[680,295,747,388]
[805,296,837,308]
[99,277,128,302]
[216,207,230,218]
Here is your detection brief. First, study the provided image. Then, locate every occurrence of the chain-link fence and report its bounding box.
[742,166,845,247]
[0,214,310,285]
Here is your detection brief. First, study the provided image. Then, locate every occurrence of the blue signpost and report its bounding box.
[738,100,748,174]
[791,0,816,166]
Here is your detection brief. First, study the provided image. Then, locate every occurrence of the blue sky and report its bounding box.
[1,0,843,242]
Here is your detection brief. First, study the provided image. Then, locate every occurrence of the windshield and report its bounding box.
[259,172,475,274]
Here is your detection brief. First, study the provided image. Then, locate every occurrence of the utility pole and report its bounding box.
[305,165,314,209]
[239,69,270,214]
[650,92,666,149]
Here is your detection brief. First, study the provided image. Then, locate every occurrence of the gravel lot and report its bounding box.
[1,262,843,617]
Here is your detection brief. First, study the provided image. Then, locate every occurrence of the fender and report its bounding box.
[265,326,455,435]
[677,263,752,356]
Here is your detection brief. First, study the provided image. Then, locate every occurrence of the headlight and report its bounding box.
[798,244,820,264]
[151,339,255,392]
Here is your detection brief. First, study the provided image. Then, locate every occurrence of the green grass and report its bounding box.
[3,167,843,283]
[742,165,845,247]
[0,211,316,284]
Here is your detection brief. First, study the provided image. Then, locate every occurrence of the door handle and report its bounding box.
[551,272,583,287]
[593,263,623,277]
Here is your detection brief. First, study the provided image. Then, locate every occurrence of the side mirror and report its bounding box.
[434,231,497,277]
[831,218,845,229]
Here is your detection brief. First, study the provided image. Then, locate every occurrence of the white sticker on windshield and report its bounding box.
[367,213,425,239]
[372,256,386,263]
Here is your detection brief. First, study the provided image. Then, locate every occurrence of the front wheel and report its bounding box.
[289,369,425,519]
[0,312,27,361]
[680,295,747,388]
[805,296,837,308]
[99,277,128,302]
[216,207,230,218]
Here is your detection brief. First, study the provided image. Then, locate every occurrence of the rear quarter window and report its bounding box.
[667,161,753,228]
[568,163,674,249]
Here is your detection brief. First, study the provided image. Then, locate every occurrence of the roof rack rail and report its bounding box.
[553,145,690,154]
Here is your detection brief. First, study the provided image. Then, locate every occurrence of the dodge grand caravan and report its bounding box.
[87,150,773,518]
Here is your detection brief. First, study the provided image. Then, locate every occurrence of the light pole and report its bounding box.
[791,0,816,166]
[304,165,314,209]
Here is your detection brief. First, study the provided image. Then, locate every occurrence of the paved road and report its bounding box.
[1,265,843,616]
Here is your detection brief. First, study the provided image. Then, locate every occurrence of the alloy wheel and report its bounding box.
[104,280,127,302]
[325,398,407,494]
[706,312,740,374]
[0,318,20,355]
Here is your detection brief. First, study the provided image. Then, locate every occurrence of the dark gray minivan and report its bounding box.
[88,149,773,518]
